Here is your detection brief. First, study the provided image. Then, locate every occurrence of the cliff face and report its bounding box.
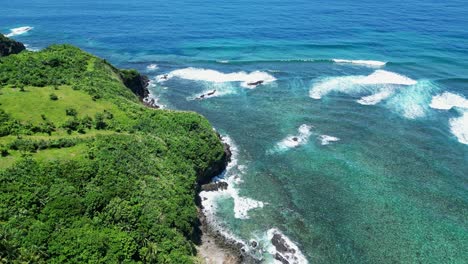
[0,34,25,57]
[119,69,150,99]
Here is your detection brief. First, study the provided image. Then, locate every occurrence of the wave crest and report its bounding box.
[429,92,468,110]
[5,26,33,37]
[333,59,386,67]
[157,67,276,88]
[309,70,416,100]
[449,111,468,145]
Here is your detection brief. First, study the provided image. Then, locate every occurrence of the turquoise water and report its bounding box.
[2,0,468,262]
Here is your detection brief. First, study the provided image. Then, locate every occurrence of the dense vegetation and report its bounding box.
[0,39,226,263]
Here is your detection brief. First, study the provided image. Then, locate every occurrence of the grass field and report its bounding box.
[0,85,129,126]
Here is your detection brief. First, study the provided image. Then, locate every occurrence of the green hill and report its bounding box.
[0,38,227,263]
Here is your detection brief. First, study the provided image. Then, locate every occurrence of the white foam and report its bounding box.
[5,26,33,37]
[144,80,166,108]
[384,80,438,119]
[319,135,340,145]
[146,64,159,71]
[356,70,416,86]
[429,92,468,110]
[217,60,230,64]
[449,111,468,145]
[266,228,309,264]
[157,67,276,88]
[357,89,394,105]
[333,59,386,67]
[200,135,264,220]
[309,70,416,100]
[274,124,313,152]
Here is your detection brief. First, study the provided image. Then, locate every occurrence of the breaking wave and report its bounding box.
[157,67,276,88]
[332,59,386,67]
[429,92,468,110]
[5,26,33,37]
[272,124,313,152]
[430,92,468,145]
[449,111,468,145]
[309,70,416,100]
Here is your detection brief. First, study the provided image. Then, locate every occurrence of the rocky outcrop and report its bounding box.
[119,69,150,99]
[0,34,25,57]
[201,181,228,192]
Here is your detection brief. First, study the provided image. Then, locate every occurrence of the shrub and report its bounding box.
[65,108,78,117]
[49,93,58,100]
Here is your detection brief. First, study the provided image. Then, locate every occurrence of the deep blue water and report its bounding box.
[2,0,468,263]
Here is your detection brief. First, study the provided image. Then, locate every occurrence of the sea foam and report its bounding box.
[449,111,468,145]
[319,135,340,145]
[429,92,468,110]
[200,135,264,220]
[157,67,276,88]
[309,70,416,100]
[429,92,468,145]
[273,124,313,152]
[5,26,33,37]
[332,59,386,67]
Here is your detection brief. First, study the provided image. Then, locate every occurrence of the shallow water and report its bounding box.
[2,0,468,262]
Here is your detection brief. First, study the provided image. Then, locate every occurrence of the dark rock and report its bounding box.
[207,89,216,96]
[119,69,150,99]
[201,181,228,192]
[272,233,296,254]
[0,34,26,57]
[247,80,264,86]
[250,240,258,248]
[292,137,299,142]
[275,253,290,264]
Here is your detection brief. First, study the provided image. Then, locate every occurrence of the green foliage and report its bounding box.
[0,44,226,263]
[65,107,78,116]
[49,93,58,101]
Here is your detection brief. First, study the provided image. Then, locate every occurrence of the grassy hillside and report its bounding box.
[0,43,226,263]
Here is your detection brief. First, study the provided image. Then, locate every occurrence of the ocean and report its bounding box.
[2,0,467,262]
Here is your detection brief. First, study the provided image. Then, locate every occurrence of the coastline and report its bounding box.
[142,83,242,263]
[195,139,246,264]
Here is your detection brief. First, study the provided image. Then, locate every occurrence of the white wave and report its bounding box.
[146,64,159,71]
[5,26,33,37]
[273,124,313,152]
[309,70,416,100]
[144,80,166,108]
[384,80,438,119]
[217,60,230,64]
[449,111,468,145]
[428,92,468,145]
[200,135,264,221]
[319,135,340,145]
[357,89,394,105]
[429,92,468,110]
[157,67,276,88]
[333,59,386,67]
[266,229,309,264]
